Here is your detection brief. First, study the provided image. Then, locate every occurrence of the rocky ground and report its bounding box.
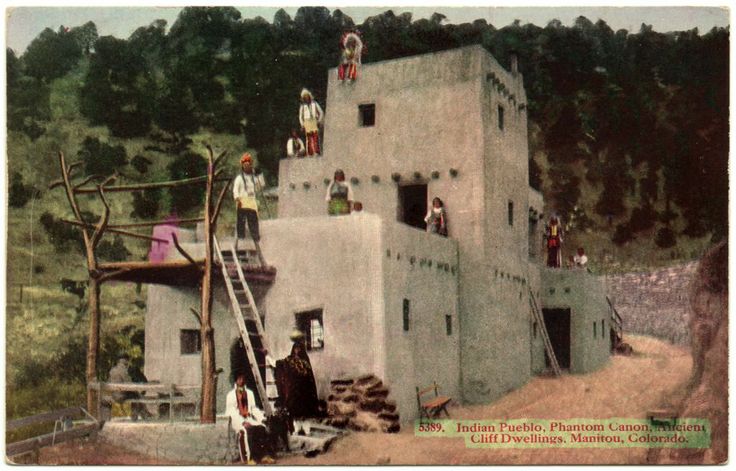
[29,334,696,465]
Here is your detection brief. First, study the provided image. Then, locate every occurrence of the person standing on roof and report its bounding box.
[325,169,354,216]
[299,89,324,157]
[233,153,266,263]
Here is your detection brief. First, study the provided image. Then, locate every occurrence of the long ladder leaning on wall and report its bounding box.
[214,235,279,416]
[528,288,562,376]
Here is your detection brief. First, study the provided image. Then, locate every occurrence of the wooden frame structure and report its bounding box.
[50,145,236,423]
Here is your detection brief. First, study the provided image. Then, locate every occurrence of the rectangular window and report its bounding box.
[593,321,597,339]
[602,319,605,338]
[508,200,514,226]
[296,309,324,350]
[445,315,452,336]
[359,103,375,127]
[498,105,504,130]
[180,329,201,355]
[403,299,410,331]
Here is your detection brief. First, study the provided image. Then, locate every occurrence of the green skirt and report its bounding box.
[328,198,350,216]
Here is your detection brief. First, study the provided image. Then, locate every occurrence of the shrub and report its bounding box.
[77,136,128,176]
[167,151,207,214]
[628,205,657,233]
[131,189,160,219]
[9,172,40,208]
[612,223,633,246]
[96,235,131,262]
[655,227,677,248]
[131,154,153,174]
[39,212,85,253]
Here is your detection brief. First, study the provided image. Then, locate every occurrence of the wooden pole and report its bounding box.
[200,146,217,423]
[73,173,228,194]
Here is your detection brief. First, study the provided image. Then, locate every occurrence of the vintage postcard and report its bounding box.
[4,4,728,465]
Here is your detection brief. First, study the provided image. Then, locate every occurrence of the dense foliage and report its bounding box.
[7,6,728,245]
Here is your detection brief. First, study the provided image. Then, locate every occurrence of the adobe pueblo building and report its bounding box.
[145,45,614,423]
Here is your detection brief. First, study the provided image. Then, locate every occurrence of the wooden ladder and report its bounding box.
[606,296,624,349]
[528,288,562,376]
[214,236,278,416]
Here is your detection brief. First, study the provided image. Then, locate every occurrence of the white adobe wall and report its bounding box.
[379,220,460,422]
[256,215,385,399]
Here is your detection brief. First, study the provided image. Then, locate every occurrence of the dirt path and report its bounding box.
[280,335,692,465]
[34,335,691,465]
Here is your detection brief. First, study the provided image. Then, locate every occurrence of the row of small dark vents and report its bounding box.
[288,168,460,190]
[385,248,456,275]
[486,71,526,111]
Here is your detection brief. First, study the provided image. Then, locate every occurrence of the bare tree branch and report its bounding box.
[171,233,198,266]
[90,174,117,250]
[73,174,104,190]
[189,308,203,326]
[211,179,232,226]
[213,149,228,169]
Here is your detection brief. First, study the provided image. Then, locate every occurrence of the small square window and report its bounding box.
[445,315,452,336]
[359,103,375,127]
[498,105,504,130]
[180,329,201,355]
[403,299,410,331]
[296,309,324,350]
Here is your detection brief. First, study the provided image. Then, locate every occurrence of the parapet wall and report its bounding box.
[99,421,233,464]
[605,261,698,345]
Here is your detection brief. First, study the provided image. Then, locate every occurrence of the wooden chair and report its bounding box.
[416,382,451,422]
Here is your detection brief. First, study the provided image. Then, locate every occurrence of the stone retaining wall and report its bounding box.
[99,420,234,464]
[326,374,400,433]
[605,261,698,345]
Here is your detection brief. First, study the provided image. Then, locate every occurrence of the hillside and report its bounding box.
[5,7,726,419]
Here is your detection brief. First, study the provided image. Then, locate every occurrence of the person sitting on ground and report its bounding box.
[226,372,275,464]
[574,247,588,268]
[108,356,151,421]
[325,169,354,216]
[424,197,448,237]
[286,129,305,158]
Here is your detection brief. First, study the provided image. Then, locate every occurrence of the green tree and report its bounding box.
[22,27,82,81]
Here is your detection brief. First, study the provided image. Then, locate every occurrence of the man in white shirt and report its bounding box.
[573,247,588,269]
[286,129,305,158]
[299,89,324,156]
[232,153,266,261]
[226,372,273,463]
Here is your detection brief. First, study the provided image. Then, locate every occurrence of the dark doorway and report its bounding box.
[542,308,571,369]
[398,184,427,230]
[230,338,264,409]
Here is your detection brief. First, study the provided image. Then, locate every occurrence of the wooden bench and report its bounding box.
[416,382,451,421]
[6,407,99,461]
[90,382,200,422]
[647,409,678,425]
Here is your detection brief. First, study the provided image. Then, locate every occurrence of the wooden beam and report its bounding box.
[7,423,99,457]
[7,407,86,431]
[107,218,204,229]
[60,219,170,243]
[72,172,228,194]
